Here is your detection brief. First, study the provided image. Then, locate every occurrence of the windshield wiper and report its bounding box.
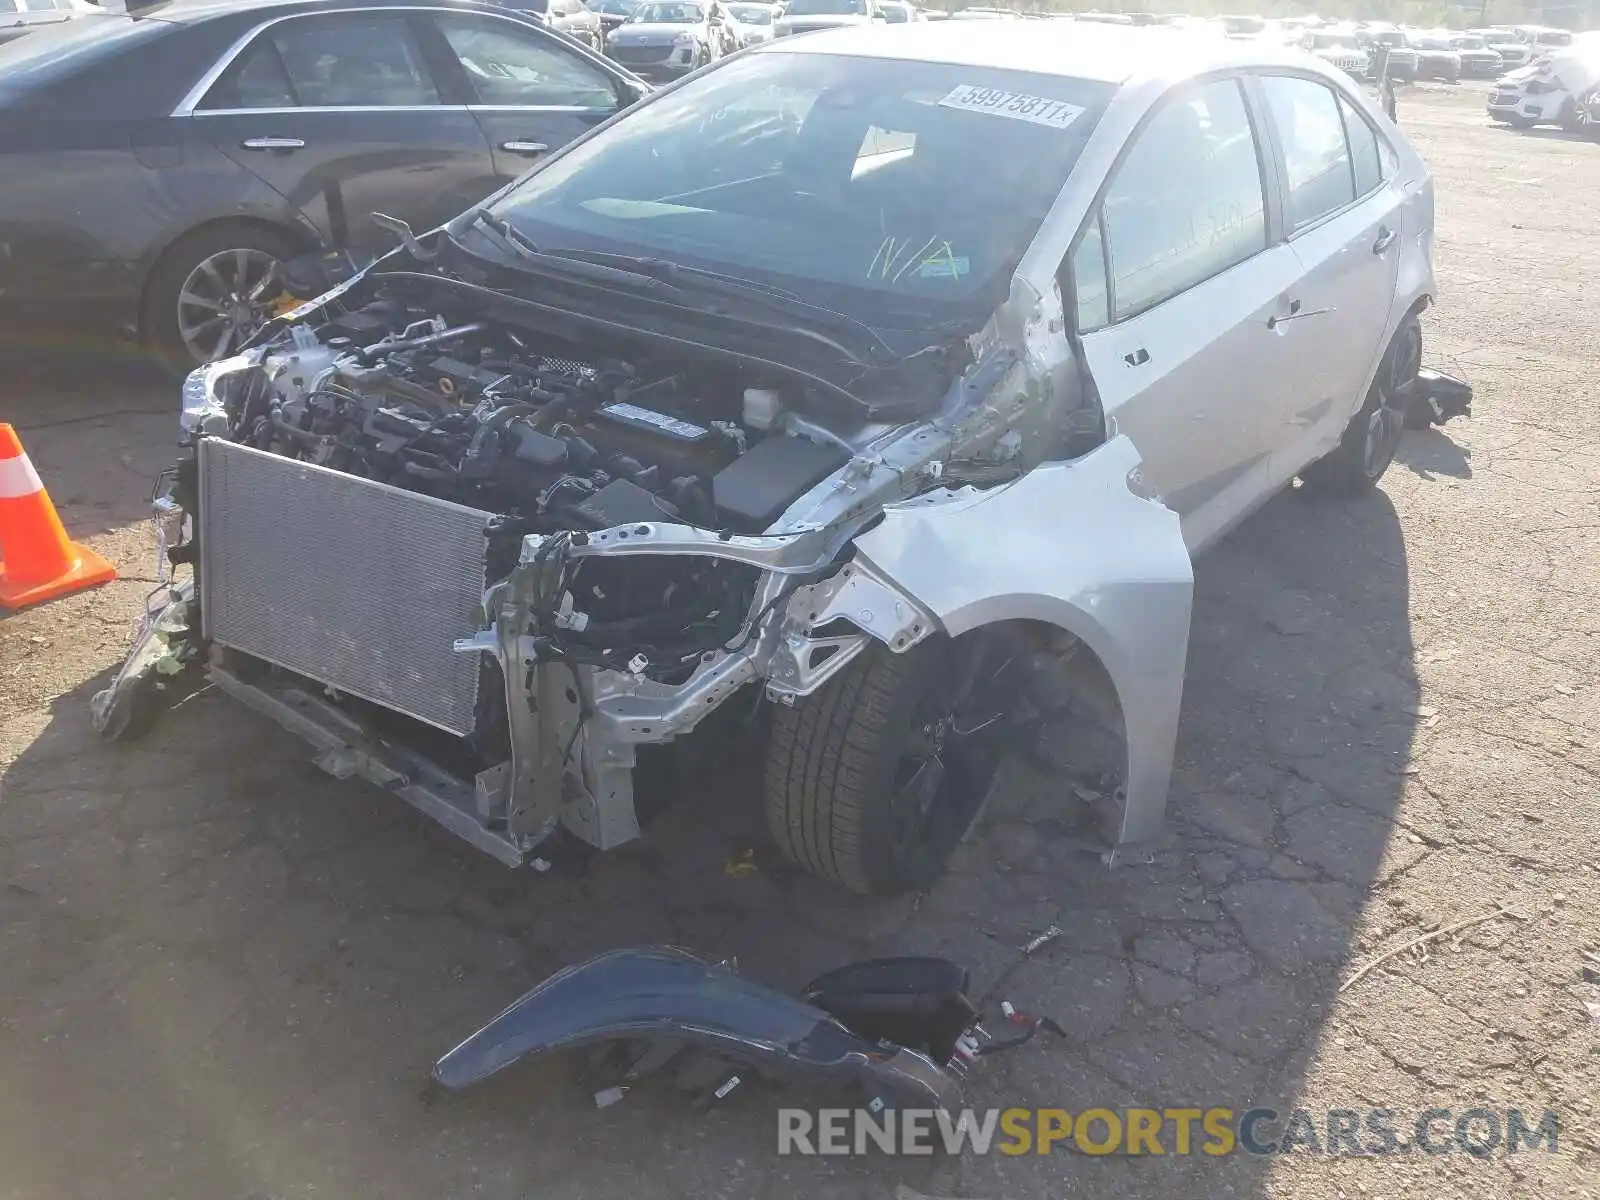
[457,209,687,298]
[535,247,899,365]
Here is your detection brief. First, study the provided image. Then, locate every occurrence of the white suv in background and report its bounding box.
[1487,35,1600,130]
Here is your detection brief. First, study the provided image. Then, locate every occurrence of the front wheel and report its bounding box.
[1301,315,1419,497]
[765,636,1015,896]
[1565,93,1596,135]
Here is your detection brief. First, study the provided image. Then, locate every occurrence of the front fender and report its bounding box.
[849,436,1193,851]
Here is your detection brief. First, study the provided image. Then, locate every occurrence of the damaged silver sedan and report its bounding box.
[96,22,1469,895]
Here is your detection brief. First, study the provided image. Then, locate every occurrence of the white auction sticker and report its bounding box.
[937,85,1085,129]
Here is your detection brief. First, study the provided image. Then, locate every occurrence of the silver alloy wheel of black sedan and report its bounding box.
[176,247,283,363]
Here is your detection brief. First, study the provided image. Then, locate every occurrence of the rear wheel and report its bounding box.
[765,636,1014,896]
[1301,315,1419,497]
[142,222,302,371]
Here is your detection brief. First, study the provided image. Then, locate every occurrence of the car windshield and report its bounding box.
[729,3,772,21]
[590,0,637,11]
[489,52,1111,321]
[1369,30,1404,46]
[1453,36,1486,49]
[1410,34,1452,50]
[783,0,867,16]
[879,2,911,20]
[1309,33,1355,48]
[628,2,702,21]
[1221,15,1264,33]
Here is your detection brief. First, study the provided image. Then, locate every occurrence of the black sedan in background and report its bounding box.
[0,0,647,365]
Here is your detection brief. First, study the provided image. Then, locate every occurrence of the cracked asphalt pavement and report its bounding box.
[2,88,1598,1199]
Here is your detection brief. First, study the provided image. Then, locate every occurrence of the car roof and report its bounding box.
[759,18,1320,83]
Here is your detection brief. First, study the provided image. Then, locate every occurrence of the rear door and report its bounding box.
[1253,73,1402,477]
[423,9,626,182]
[187,10,499,255]
[1070,75,1302,553]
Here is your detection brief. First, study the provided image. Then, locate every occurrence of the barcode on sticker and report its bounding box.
[938,85,1085,129]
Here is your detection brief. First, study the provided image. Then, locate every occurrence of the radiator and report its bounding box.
[198,439,494,737]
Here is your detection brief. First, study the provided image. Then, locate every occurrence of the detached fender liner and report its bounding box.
[433,947,962,1109]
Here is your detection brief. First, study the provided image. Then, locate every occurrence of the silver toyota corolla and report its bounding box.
[100,21,1469,896]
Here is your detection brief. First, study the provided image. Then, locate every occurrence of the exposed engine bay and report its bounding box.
[200,303,882,692]
[105,269,1093,869]
[234,306,854,543]
[95,255,1203,889]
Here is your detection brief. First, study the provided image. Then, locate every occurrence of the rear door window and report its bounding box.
[1338,94,1383,198]
[201,13,441,110]
[199,37,296,110]
[274,14,439,108]
[1259,75,1356,230]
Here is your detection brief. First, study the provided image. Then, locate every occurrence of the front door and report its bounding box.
[423,10,626,184]
[1071,75,1302,553]
[188,11,500,255]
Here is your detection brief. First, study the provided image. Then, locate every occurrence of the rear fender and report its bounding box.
[848,435,1193,852]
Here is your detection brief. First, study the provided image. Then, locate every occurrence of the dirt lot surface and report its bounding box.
[3,87,1598,1199]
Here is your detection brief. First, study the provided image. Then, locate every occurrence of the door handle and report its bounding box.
[1372,226,1397,254]
[241,137,305,152]
[1266,298,1333,329]
[500,140,550,156]
[1123,347,1150,367]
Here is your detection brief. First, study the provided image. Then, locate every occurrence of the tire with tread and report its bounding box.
[1301,314,1419,498]
[765,640,993,897]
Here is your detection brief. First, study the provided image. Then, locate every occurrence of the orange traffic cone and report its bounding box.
[0,423,116,610]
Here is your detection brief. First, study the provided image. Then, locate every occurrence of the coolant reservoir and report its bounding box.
[742,387,783,432]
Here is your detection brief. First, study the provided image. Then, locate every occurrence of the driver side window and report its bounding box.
[1072,76,1267,326]
[435,13,619,108]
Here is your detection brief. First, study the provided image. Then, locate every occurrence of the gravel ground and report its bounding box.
[2,87,1597,1199]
